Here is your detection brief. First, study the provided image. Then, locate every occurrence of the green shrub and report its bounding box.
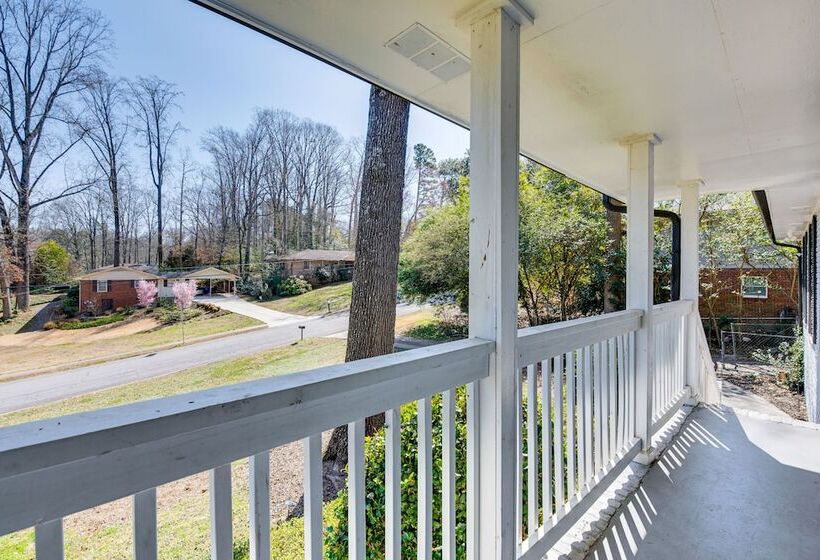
[279,276,312,297]
[195,302,221,314]
[751,327,804,394]
[56,312,127,330]
[326,391,473,559]
[338,267,354,282]
[325,383,549,558]
[786,329,805,393]
[61,284,79,317]
[405,319,467,342]
[238,278,272,300]
[314,266,332,285]
[154,305,204,324]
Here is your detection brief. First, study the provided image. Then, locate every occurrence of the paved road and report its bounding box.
[0,304,421,414]
[196,294,307,327]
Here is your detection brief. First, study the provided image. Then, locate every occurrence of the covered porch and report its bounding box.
[2,1,819,559]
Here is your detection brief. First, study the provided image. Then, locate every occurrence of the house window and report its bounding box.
[303,261,310,270]
[96,280,108,293]
[741,276,768,299]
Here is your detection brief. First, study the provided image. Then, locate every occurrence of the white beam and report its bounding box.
[468,5,521,559]
[680,179,702,399]
[622,133,660,459]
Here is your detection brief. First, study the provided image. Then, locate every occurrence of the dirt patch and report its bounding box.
[0,317,159,348]
[63,431,334,537]
[717,365,807,421]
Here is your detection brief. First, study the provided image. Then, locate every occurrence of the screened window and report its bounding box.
[741,276,768,299]
[96,280,109,293]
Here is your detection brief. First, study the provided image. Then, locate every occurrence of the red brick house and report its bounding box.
[698,266,798,319]
[77,265,237,313]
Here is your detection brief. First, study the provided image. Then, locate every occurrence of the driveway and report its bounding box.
[197,294,306,327]
[0,303,423,414]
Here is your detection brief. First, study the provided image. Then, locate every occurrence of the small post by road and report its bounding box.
[299,325,305,341]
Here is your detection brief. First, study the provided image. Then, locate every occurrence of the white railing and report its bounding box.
[515,310,642,560]
[0,301,708,560]
[696,312,722,404]
[0,338,492,560]
[651,300,693,424]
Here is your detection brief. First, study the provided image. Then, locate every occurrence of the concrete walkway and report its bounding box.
[0,303,422,414]
[720,379,793,420]
[196,294,306,327]
[587,406,820,559]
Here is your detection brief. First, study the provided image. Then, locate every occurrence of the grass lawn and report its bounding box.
[259,281,352,315]
[0,337,345,427]
[0,337,347,560]
[0,312,263,377]
[0,293,61,336]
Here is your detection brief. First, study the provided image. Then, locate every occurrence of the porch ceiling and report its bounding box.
[196,0,820,240]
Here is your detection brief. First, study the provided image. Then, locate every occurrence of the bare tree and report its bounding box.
[80,71,128,266]
[129,75,182,266]
[174,153,193,266]
[0,0,109,309]
[344,138,364,246]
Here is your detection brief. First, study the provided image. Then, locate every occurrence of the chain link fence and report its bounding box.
[719,329,797,371]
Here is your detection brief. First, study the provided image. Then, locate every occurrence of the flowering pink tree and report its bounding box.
[172,280,198,343]
[135,280,158,307]
[172,280,196,310]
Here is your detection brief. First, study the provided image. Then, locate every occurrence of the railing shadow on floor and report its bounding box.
[586,404,820,560]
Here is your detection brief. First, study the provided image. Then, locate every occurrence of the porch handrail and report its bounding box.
[0,337,493,537]
[516,309,643,367]
[652,299,694,323]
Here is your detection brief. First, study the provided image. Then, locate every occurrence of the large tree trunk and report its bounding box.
[157,186,164,266]
[604,208,624,313]
[323,86,409,468]
[0,204,15,318]
[15,203,30,311]
[111,176,122,267]
[0,267,11,320]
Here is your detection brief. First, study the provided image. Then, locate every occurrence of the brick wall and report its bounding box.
[79,280,142,312]
[698,267,797,318]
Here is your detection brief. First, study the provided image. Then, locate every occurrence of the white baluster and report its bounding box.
[210,464,232,560]
[303,437,321,560]
[385,409,401,560]
[442,391,456,560]
[348,420,366,560]
[417,398,432,560]
[35,519,63,560]
[133,488,157,560]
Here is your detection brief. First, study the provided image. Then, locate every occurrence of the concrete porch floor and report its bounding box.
[588,406,820,559]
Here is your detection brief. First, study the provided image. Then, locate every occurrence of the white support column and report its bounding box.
[622,133,661,461]
[679,179,702,402]
[460,1,531,558]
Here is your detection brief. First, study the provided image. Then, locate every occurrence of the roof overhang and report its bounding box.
[77,267,163,281]
[180,267,238,281]
[193,0,820,241]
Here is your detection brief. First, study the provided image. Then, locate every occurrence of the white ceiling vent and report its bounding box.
[387,24,470,82]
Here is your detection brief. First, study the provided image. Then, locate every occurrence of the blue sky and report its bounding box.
[85,0,470,165]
